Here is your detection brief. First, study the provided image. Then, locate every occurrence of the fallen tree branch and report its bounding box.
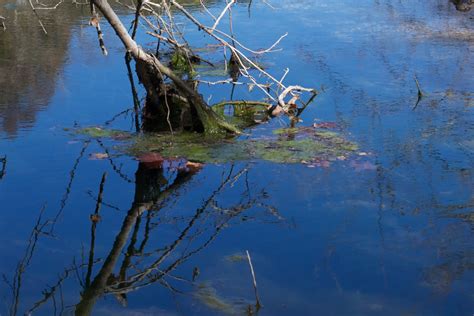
[92,0,240,134]
[278,85,317,111]
[28,0,48,34]
[90,6,108,55]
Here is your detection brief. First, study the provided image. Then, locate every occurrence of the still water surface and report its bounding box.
[0,0,473,315]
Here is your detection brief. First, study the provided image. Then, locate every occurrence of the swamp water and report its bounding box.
[0,0,473,315]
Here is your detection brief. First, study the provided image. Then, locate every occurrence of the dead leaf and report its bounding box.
[90,214,101,223]
[89,153,109,160]
[89,17,100,27]
[186,161,204,171]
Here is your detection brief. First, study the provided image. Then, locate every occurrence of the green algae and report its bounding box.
[194,284,236,314]
[128,127,358,164]
[194,283,250,315]
[224,253,247,263]
[74,123,359,164]
[170,50,197,76]
[76,127,132,139]
[213,102,269,129]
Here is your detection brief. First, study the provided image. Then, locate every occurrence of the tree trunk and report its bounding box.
[91,0,240,134]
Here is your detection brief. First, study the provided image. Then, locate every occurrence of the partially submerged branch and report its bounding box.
[91,0,316,134]
[89,9,108,56]
[92,0,240,134]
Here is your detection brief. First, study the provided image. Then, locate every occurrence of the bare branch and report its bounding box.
[210,0,236,33]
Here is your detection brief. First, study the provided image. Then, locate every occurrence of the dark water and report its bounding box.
[1,0,473,315]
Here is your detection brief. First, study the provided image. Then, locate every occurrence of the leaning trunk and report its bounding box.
[91,0,240,134]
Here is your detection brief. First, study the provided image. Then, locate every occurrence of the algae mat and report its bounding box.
[77,125,360,164]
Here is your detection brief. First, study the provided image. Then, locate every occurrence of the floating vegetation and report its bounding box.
[128,129,358,164]
[170,49,197,76]
[73,124,360,165]
[224,253,248,263]
[194,283,250,315]
[213,102,270,129]
[194,63,229,77]
[74,126,132,140]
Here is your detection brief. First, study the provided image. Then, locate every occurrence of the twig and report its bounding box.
[125,52,141,132]
[246,250,261,310]
[85,172,107,286]
[199,0,216,20]
[0,16,6,31]
[90,7,108,55]
[49,141,90,234]
[278,85,317,111]
[210,0,236,33]
[94,172,107,215]
[296,90,318,117]
[131,0,143,39]
[96,139,135,183]
[104,108,134,126]
[86,190,122,211]
[7,204,52,316]
[414,75,424,98]
[413,75,424,110]
[28,0,48,34]
[35,0,63,10]
[0,155,6,180]
[277,68,289,94]
[154,59,174,134]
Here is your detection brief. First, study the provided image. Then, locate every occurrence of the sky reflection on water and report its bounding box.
[0,0,473,315]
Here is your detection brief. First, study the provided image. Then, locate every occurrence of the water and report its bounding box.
[0,0,473,315]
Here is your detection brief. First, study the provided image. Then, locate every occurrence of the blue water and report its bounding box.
[0,0,473,315]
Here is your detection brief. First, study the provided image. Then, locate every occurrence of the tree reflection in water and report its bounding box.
[4,148,280,315]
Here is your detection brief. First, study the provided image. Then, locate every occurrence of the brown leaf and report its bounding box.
[186,161,204,171]
[89,17,100,27]
[90,214,101,223]
[89,153,109,160]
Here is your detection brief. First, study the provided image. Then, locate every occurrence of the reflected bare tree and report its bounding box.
[0,155,6,180]
[2,150,281,315]
[2,206,52,316]
[75,160,275,315]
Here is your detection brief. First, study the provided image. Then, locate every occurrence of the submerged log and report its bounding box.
[91,0,240,135]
